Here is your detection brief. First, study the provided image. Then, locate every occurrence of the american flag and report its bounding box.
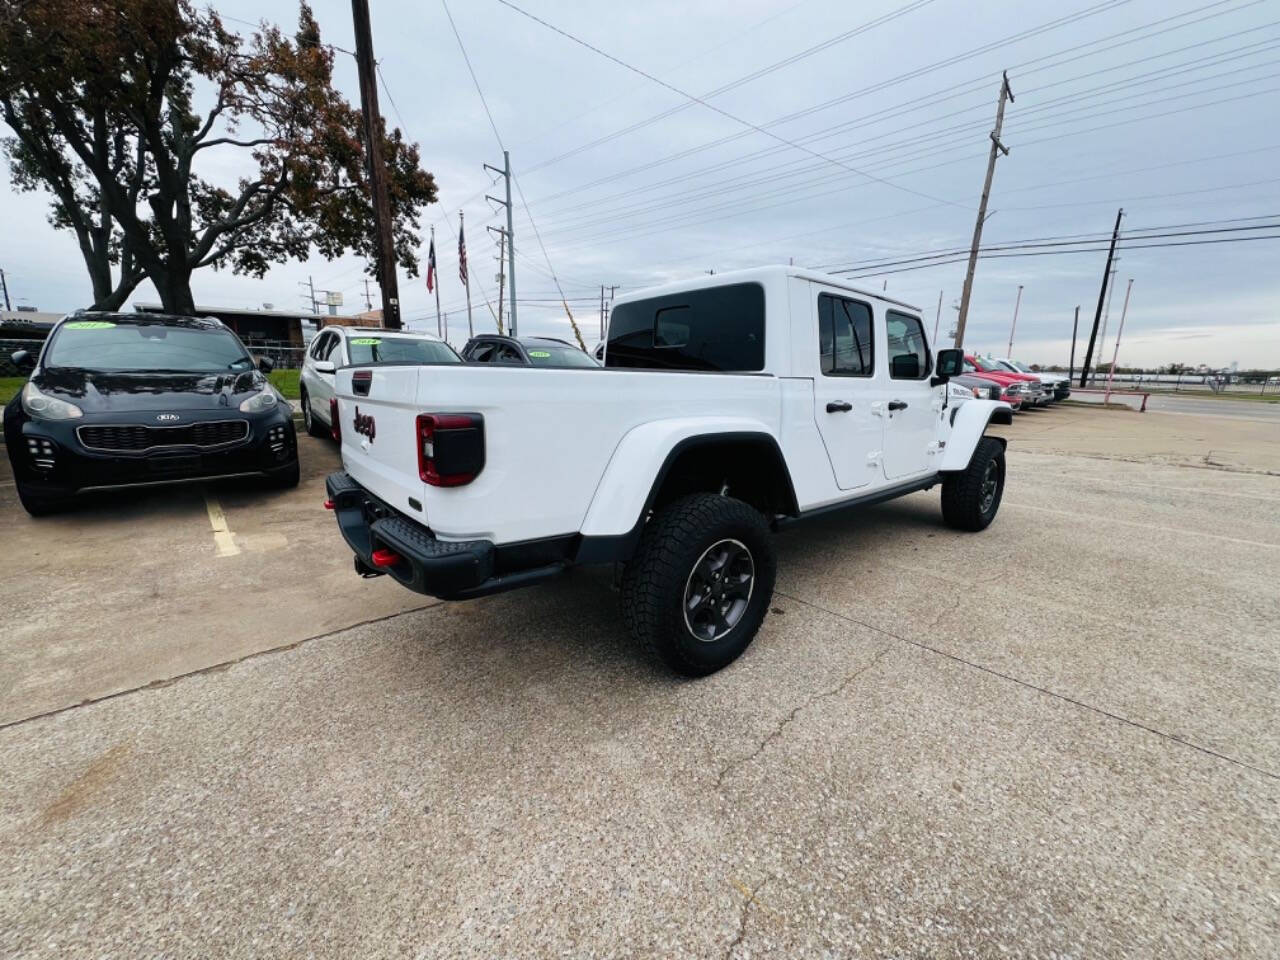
[458,220,468,286]
[426,235,436,293]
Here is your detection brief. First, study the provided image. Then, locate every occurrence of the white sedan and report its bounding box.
[299,327,461,438]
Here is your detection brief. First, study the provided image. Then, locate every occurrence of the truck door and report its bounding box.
[881,310,938,480]
[811,290,882,490]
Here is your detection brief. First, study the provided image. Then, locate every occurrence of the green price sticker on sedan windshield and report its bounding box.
[350,338,381,345]
[528,350,551,358]
[64,320,116,330]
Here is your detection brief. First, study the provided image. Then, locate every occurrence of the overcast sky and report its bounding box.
[3,0,1279,367]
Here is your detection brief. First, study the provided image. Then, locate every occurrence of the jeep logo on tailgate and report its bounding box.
[352,406,376,442]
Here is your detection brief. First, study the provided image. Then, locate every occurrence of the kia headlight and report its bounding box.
[239,387,279,413]
[21,381,83,420]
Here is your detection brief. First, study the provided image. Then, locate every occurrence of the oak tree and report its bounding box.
[0,0,436,313]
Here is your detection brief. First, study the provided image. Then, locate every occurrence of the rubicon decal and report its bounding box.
[353,406,376,442]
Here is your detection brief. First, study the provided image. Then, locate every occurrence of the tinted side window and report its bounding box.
[887,311,930,380]
[606,282,764,371]
[467,342,495,362]
[818,293,873,377]
[309,333,331,360]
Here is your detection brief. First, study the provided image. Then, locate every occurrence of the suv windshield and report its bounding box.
[46,320,252,373]
[346,336,461,365]
[523,342,598,367]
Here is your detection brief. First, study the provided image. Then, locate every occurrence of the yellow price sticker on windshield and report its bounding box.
[350,337,381,345]
[64,320,116,330]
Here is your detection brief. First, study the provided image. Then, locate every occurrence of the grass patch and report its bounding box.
[0,376,26,405]
[268,368,300,399]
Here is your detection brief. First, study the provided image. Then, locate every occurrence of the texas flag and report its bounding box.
[426,235,437,293]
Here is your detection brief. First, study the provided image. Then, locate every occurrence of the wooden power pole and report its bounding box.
[351,0,401,329]
[954,71,1014,350]
[1079,208,1124,388]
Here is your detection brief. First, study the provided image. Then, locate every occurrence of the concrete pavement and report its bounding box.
[2,406,1278,957]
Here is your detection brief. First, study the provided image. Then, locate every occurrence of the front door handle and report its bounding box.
[826,400,853,413]
[887,400,909,411]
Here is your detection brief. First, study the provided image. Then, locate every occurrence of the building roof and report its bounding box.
[132,302,318,322]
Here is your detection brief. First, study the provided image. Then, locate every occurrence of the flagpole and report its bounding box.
[431,226,442,339]
[460,211,473,338]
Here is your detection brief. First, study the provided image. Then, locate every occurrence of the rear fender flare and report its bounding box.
[579,417,789,541]
[940,400,1012,472]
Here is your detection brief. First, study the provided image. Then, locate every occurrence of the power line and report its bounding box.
[494,0,969,209]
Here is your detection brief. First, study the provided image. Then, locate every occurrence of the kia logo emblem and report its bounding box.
[156,413,180,422]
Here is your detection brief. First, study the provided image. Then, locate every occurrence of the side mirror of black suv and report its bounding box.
[10,349,34,374]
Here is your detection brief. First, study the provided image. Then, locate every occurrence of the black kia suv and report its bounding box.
[4,312,299,515]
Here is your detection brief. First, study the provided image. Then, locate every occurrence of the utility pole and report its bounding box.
[1096,260,1120,383]
[954,71,1014,350]
[362,278,373,312]
[1080,207,1124,388]
[351,0,401,329]
[0,268,11,311]
[1069,305,1080,382]
[484,150,517,336]
[933,289,943,345]
[1007,284,1023,356]
[1104,279,1134,405]
[488,225,507,335]
[599,285,606,341]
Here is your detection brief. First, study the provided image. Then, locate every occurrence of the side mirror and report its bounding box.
[11,349,34,373]
[313,360,336,374]
[932,348,963,385]
[256,355,275,374]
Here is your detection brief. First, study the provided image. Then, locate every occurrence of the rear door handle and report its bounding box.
[887,400,909,411]
[826,401,853,413]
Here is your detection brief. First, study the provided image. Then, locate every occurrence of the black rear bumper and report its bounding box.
[325,471,568,600]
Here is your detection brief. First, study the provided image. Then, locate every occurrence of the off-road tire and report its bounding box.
[941,436,1006,531]
[620,493,776,676]
[300,388,327,438]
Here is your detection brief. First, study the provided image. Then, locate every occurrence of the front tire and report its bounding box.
[620,493,776,676]
[941,436,1006,531]
[15,479,69,516]
[301,387,327,438]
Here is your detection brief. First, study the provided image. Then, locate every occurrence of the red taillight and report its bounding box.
[329,397,340,441]
[370,547,402,567]
[416,413,485,487]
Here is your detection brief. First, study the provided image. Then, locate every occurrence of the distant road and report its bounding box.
[1143,392,1280,422]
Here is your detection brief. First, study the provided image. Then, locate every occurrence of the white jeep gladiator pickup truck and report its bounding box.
[324,266,1012,675]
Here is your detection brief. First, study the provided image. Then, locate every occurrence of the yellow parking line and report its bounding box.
[203,491,240,557]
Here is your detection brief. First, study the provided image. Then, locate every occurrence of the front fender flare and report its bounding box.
[939,400,1012,472]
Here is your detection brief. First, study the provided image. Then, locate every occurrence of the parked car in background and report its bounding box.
[960,360,1027,411]
[952,373,1004,402]
[461,335,600,367]
[966,355,1046,405]
[4,312,298,515]
[989,357,1071,400]
[300,327,461,439]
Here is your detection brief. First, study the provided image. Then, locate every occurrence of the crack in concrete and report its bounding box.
[0,602,441,732]
[716,644,894,790]
[777,589,1280,782]
[725,879,768,960]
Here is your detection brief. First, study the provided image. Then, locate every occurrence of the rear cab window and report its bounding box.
[606,282,764,371]
[818,293,873,377]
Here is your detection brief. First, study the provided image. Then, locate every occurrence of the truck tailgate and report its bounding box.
[335,365,426,515]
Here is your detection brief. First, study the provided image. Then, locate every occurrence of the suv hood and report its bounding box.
[33,368,269,414]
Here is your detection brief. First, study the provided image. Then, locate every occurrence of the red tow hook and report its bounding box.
[370,547,402,567]
[323,499,336,510]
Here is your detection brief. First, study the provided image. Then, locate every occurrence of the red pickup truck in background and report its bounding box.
[965,355,1045,408]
